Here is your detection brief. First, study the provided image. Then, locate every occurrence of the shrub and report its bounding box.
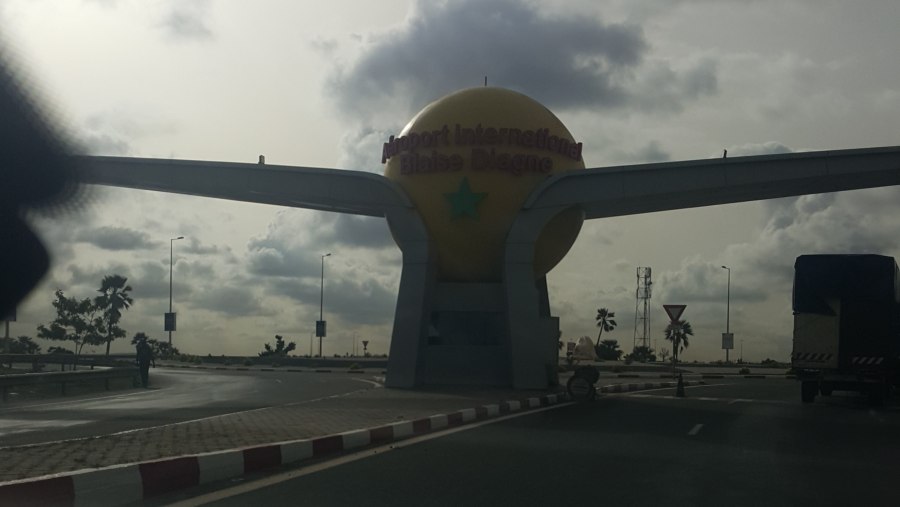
[739,367,751,375]
[243,359,253,367]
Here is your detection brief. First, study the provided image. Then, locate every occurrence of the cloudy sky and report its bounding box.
[3,0,899,361]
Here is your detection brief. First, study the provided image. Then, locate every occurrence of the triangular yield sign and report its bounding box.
[663,304,686,322]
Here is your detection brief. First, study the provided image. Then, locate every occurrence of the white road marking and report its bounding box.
[622,392,792,406]
[165,401,577,507]
[0,418,94,437]
[618,383,732,394]
[688,423,704,436]
[348,378,383,388]
[0,388,160,412]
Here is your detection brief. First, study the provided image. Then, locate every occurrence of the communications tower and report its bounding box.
[633,267,652,351]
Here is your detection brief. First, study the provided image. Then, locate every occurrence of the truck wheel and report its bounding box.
[819,383,833,396]
[567,375,596,402]
[801,381,817,403]
[867,385,886,407]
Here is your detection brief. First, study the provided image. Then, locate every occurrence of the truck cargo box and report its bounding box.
[792,255,900,372]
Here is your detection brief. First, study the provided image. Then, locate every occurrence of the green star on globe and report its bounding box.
[444,177,487,219]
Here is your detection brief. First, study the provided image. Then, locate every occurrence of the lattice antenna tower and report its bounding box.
[633,267,652,351]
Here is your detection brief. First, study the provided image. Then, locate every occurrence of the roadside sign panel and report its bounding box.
[722,332,734,350]
[164,312,176,331]
[663,304,686,322]
[316,320,326,337]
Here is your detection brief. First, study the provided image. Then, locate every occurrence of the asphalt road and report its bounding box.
[0,367,372,446]
[173,379,900,507]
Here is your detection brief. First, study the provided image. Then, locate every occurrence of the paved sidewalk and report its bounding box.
[0,384,563,483]
[0,374,712,505]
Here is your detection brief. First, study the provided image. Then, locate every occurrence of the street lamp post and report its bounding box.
[169,236,184,345]
[319,252,331,357]
[721,265,731,363]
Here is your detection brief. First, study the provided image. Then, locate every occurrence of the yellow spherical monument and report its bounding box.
[383,87,585,282]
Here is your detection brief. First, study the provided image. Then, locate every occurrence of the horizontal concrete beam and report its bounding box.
[526,146,900,219]
[74,156,413,217]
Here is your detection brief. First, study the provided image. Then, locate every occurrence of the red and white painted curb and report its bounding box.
[598,380,706,393]
[0,393,570,506]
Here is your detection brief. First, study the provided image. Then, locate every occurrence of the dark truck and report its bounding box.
[792,254,900,405]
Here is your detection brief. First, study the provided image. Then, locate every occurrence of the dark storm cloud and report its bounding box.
[337,127,399,173]
[65,260,186,301]
[654,183,900,320]
[78,109,177,156]
[655,259,767,304]
[313,214,395,250]
[727,141,792,158]
[326,276,397,326]
[247,238,321,279]
[610,140,671,164]
[181,236,224,255]
[246,210,396,279]
[67,263,131,290]
[160,1,213,41]
[76,226,161,251]
[630,58,717,113]
[176,259,216,280]
[189,285,273,317]
[269,276,397,327]
[78,132,131,156]
[329,0,716,118]
[309,37,339,55]
[726,142,795,229]
[701,185,900,307]
[82,0,123,8]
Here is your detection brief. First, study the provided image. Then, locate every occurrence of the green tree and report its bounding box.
[37,290,104,368]
[131,332,179,360]
[0,336,41,354]
[626,345,656,363]
[259,334,296,357]
[595,339,623,360]
[95,274,133,356]
[664,319,694,365]
[595,308,617,347]
[659,347,671,363]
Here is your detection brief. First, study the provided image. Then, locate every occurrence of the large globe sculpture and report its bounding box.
[383,87,585,282]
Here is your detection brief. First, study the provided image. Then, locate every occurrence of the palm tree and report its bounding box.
[596,339,622,360]
[95,274,134,356]
[664,319,694,366]
[595,308,617,347]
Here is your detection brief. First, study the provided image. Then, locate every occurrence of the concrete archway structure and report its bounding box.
[74,90,900,390]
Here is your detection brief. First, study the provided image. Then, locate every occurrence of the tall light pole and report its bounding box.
[721,265,731,363]
[318,252,331,357]
[169,236,184,345]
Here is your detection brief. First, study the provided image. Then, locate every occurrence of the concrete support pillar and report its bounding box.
[504,206,576,389]
[384,208,435,388]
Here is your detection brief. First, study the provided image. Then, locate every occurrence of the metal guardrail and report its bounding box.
[0,354,132,372]
[0,367,139,402]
